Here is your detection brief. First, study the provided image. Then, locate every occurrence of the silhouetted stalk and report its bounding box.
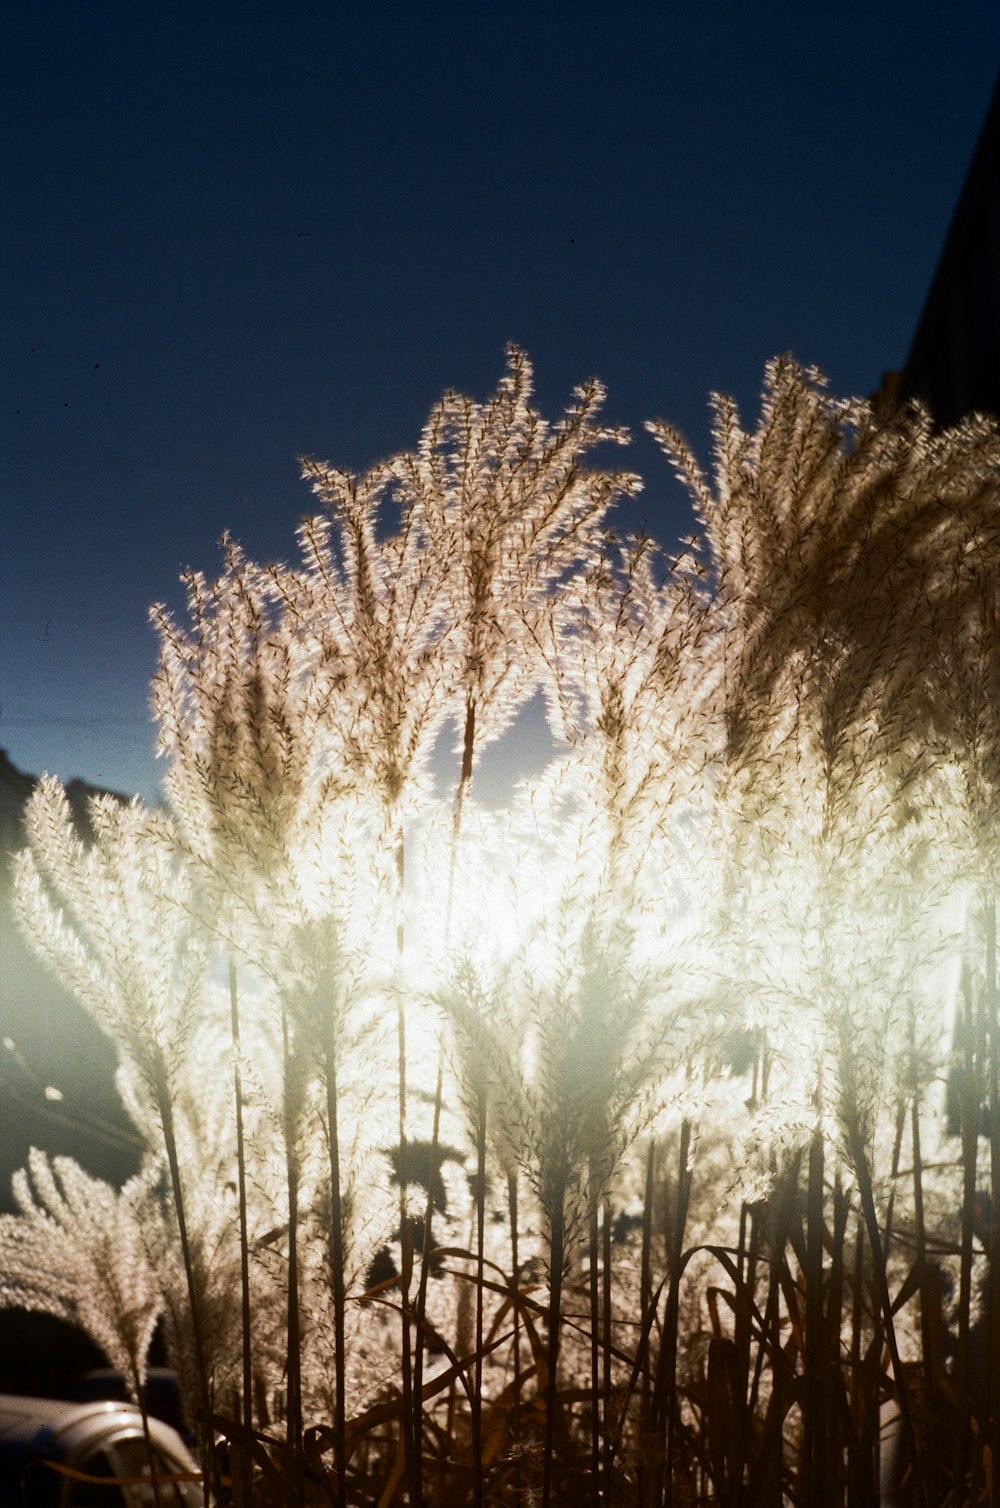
[883,1099,906,1266]
[601,1194,613,1498]
[321,1022,348,1508]
[872,1093,908,1493]
[506,1170,523,1499]
[847,1121,929,1508]
[394,828,406,959]
[434,693,485,1495]
[412,1052,444,1508]
[157,1077,219,1505]
[743,1267,782,1507]
[827,1174,849,1499]
[472,1100,487,1508]
[281,1011,305,1504]
[909,1086,937,1494]
[588,1193,600,1506]
[952,959,979,1504]
[638,1140,655,1457]
[729,1200,762,1508]
[848,1211,873,1505]
[910,1096,926,1273]
[541,1184,567,1508]
[451,695,477,851]
[736,1197,748,1302]
[743,1165,799,1508]
[136,1386,165,1508]
[228,955,254,1508]
[445,691,478,934]
[803,1123,825,1505]
[667,1120,693,1494]
[444,691,483,1503]
[984,891,999,1482]
[649,1117,692,1501]
[392,825,418,1503]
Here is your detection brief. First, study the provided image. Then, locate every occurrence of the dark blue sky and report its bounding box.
[2,3,998,802]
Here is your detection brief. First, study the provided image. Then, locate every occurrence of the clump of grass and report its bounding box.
[4,354,998,1503]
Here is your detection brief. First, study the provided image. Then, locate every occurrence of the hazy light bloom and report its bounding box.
[0,1152,162,1403]
[705,751,955,1184]
[524,519,722,1136]
[403,794,540,984]
[524,907,675,1228]
[435,953,532,1179]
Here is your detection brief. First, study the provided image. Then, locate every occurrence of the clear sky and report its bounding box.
[2,2,998,803]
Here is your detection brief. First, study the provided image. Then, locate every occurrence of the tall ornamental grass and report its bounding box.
[4,350,998,1505]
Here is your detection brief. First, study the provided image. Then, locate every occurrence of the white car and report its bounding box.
[0,1394,202,1507]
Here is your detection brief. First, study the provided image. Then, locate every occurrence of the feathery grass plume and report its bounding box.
[391,346,642,800]
[651,364,1000,1507]
[0,1152,172,1505]
[920,479,1000,1500]
[156,555,405,1504]
[270,458,452,828]
[129,923,288,1475]
[279,391,463,1498]
[152,537,342,926]
[708,812,963,1502]
[14,777,232,1497]
[647,365,994,1143]
[523,518,720,1502]
[529,517,721,1094]
[649,362,996,805]
[281,907,399,1493]
[13,780,208,1109]
[282,351,643,1500]
[432,491,715,1492]
[154,550,306,1498]
[135,1126,257,1426]
[10,351,998,1502]
[0,1151,161,1404]
[921,469,1000,877]
[535,527,715,883]
[426,765,691,1503]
